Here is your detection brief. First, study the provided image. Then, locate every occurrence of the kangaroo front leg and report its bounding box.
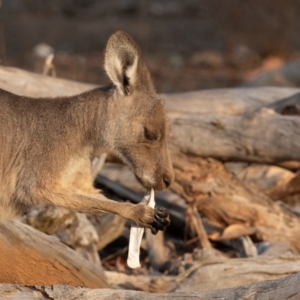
[44,192,170,233]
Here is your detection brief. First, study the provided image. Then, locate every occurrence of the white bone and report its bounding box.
[127,189,155,268]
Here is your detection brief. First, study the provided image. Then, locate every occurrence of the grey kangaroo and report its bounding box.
[0,31,174,234]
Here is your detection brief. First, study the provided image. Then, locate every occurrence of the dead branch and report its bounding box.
[185,205,212,249]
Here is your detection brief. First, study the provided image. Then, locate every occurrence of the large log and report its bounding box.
[176,249,300,291]
[0,66,96,98]
[0,65,298,114]
[168,110,300,164]
[163,86,300,115]
[0,271,300,299]
[0,220,109,288]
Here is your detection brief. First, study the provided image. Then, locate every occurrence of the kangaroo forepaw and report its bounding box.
[149,207,170,235]
[133,204,170,233]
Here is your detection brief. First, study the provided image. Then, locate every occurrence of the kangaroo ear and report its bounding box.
[104,31,140,96]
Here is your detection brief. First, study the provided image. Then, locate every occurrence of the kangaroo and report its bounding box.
[0,31,174,234]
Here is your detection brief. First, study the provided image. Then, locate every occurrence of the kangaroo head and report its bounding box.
[103,31,174,191]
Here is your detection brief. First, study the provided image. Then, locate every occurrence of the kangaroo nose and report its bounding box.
[163,173,173,188]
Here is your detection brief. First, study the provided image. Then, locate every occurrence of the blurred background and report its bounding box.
[1,0,300,93]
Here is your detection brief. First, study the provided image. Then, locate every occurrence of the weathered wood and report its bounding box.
[1,65,299,115]
[225,162,300,202]
[0,66,96,98]
[0,220,108,288]
[186,205,212,249]
[105,271,176,292]
[1,271,300,299]
[171,154,300,251]
[176,255,300,292]
[268,171,300,200]
[164,86,300,115]
[105,245,300,293]
[169,110,300,164]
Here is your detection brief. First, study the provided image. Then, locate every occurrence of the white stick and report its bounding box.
[127,188,155,268]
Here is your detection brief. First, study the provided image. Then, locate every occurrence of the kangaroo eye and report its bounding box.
[144,127,157,141]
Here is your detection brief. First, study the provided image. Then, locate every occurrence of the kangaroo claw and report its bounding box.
[150,207,170,234]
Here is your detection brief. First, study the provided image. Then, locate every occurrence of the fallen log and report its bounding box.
[1,65,299,115]
[0,220,108,288]
[164,86,300,115]
[0,66,96,98]
[176,249,300,291]
[1,271,300,299]
[169,109,300,164]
